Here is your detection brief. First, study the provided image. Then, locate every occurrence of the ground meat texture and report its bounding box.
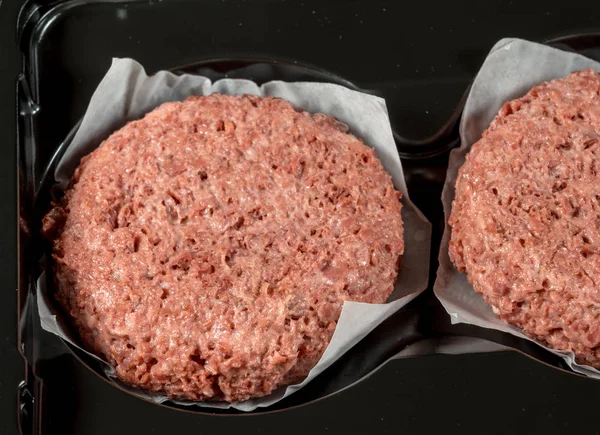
[43,94,404,402]
[449,69,600,368]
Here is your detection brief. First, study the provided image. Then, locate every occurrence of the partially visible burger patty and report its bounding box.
[43,94,404,402]
[450,69,600,367]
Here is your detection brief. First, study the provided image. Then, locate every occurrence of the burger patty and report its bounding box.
[449,69,600,367]
[43,94,404,402]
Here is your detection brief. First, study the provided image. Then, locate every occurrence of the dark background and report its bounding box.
[3,0,600,434]
[1,0,25,433]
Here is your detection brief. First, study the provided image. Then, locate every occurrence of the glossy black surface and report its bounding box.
[4,0,600,433]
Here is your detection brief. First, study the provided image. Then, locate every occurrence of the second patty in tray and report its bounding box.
[449,69,600,368]
[42,94,405,403]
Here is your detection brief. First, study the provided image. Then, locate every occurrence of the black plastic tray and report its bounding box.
[14,0,600,433]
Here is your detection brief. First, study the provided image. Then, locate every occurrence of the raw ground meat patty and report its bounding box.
[449,69,600,367]
[43,94,404,402]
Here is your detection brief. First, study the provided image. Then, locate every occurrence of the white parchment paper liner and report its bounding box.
[37,58,431,411]
[434,38,600,378]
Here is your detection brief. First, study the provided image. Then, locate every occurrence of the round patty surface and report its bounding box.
[449,69,600,367]
[43,94,404,402]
